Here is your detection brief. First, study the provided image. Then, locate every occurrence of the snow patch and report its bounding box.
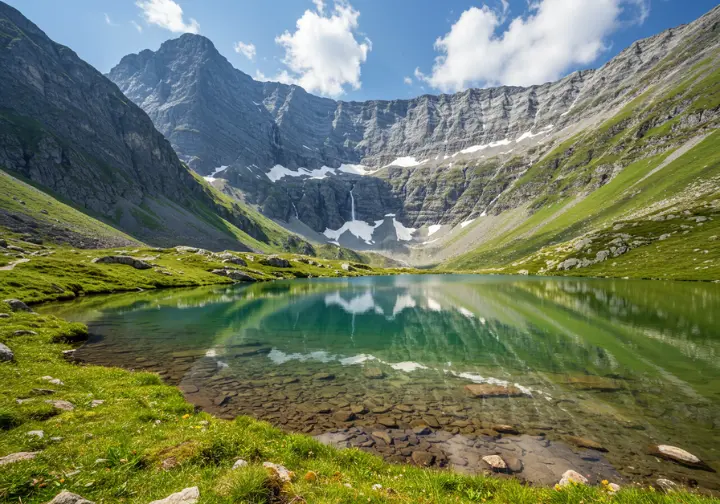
[427,224,442,236]
[337,163,376,175]
[203,165,228,182]
[454,139,511,157]
[460,219,475,229]
[323,220,382,245]
[384,156,422,168]
[393,218,416,241]
[266,164,335,182]
[516,124,554,143]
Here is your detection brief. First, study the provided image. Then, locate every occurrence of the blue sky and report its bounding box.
[7,0,718,100]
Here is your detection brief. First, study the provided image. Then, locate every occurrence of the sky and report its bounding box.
[6,0,718,101]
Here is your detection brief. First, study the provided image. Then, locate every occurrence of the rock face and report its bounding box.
[106,7,720,256]
[3,298,32,312]
[0,2,305,252]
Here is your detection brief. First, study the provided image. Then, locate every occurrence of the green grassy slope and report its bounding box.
[444,53,720,280]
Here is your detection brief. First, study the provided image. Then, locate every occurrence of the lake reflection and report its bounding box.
[44,275,720,490]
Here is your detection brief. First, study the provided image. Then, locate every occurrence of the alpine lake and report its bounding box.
[42,274,720,493]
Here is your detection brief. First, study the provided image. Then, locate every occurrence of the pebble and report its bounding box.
[372,431,392,445]
[90,400,105,408]
[232,459,248,469]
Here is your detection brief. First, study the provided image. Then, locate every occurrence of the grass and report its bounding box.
[1,306,717,503]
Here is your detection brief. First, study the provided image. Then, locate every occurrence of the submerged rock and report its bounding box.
[649,445,715,471]
[411,451,435,466]
[464,384,528,398]
[565,436,608,452]
[363,367,385,379]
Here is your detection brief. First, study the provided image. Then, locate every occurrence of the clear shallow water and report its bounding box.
[44,275,720,490]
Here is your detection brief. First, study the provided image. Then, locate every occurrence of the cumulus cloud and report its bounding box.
[265,0,371,97]
[234,41,256,60]
[135,0,199,34]
[419,0,650,92]
[403,76,413,85]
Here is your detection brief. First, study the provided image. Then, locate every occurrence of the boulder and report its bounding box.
[556,258,580,271]
[491,424,520,435]
[4,298,32,312]
[0,342,14,362]
[91,255,152,269]
[148,487,200,504]
[648,445,715,471]
[377,416,398,428]
[565,436,608,452]
[504,456,524,473]
[260,255,291,268]
[341,263,353,272]
[482,455,508,472]
[464,384,528,398]
[0,451,39,466]
[312,372,335,381]
[210,269,255,282]
[558,469,588,487]
[333,411,356,422]
[27,430,44,438]
[46,491,95,504]
[595,250,610,262]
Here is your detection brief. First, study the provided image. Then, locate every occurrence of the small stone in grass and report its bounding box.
[27,430,44,439]
[148,487,199,504]
[232,459,248,470]
[263,462,294,483]
[0,451,40,466]
[558,470,588,487]
[47,490,95,504]
[45,400,74,411]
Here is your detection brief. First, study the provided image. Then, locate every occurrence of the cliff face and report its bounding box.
[0,1,308,251]
[108,7,720,259]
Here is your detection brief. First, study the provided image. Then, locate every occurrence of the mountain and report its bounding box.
[107,6,720,273]
[0,1,314,254]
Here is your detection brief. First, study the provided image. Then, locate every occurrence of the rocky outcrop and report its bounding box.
[0,342,13,361]
[91,256,152,269]
[0,2,307,252]
[106,6,720,251]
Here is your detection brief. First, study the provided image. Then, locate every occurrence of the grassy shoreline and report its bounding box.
[1,245,719,502]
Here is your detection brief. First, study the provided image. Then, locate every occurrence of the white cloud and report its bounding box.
[104,13,117,26]
[234,41,256,60]
[267,1,371,97]
[135,0,199,34]
[403,76,413,85]
[131,20,143,32]
[419,0,650,92]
